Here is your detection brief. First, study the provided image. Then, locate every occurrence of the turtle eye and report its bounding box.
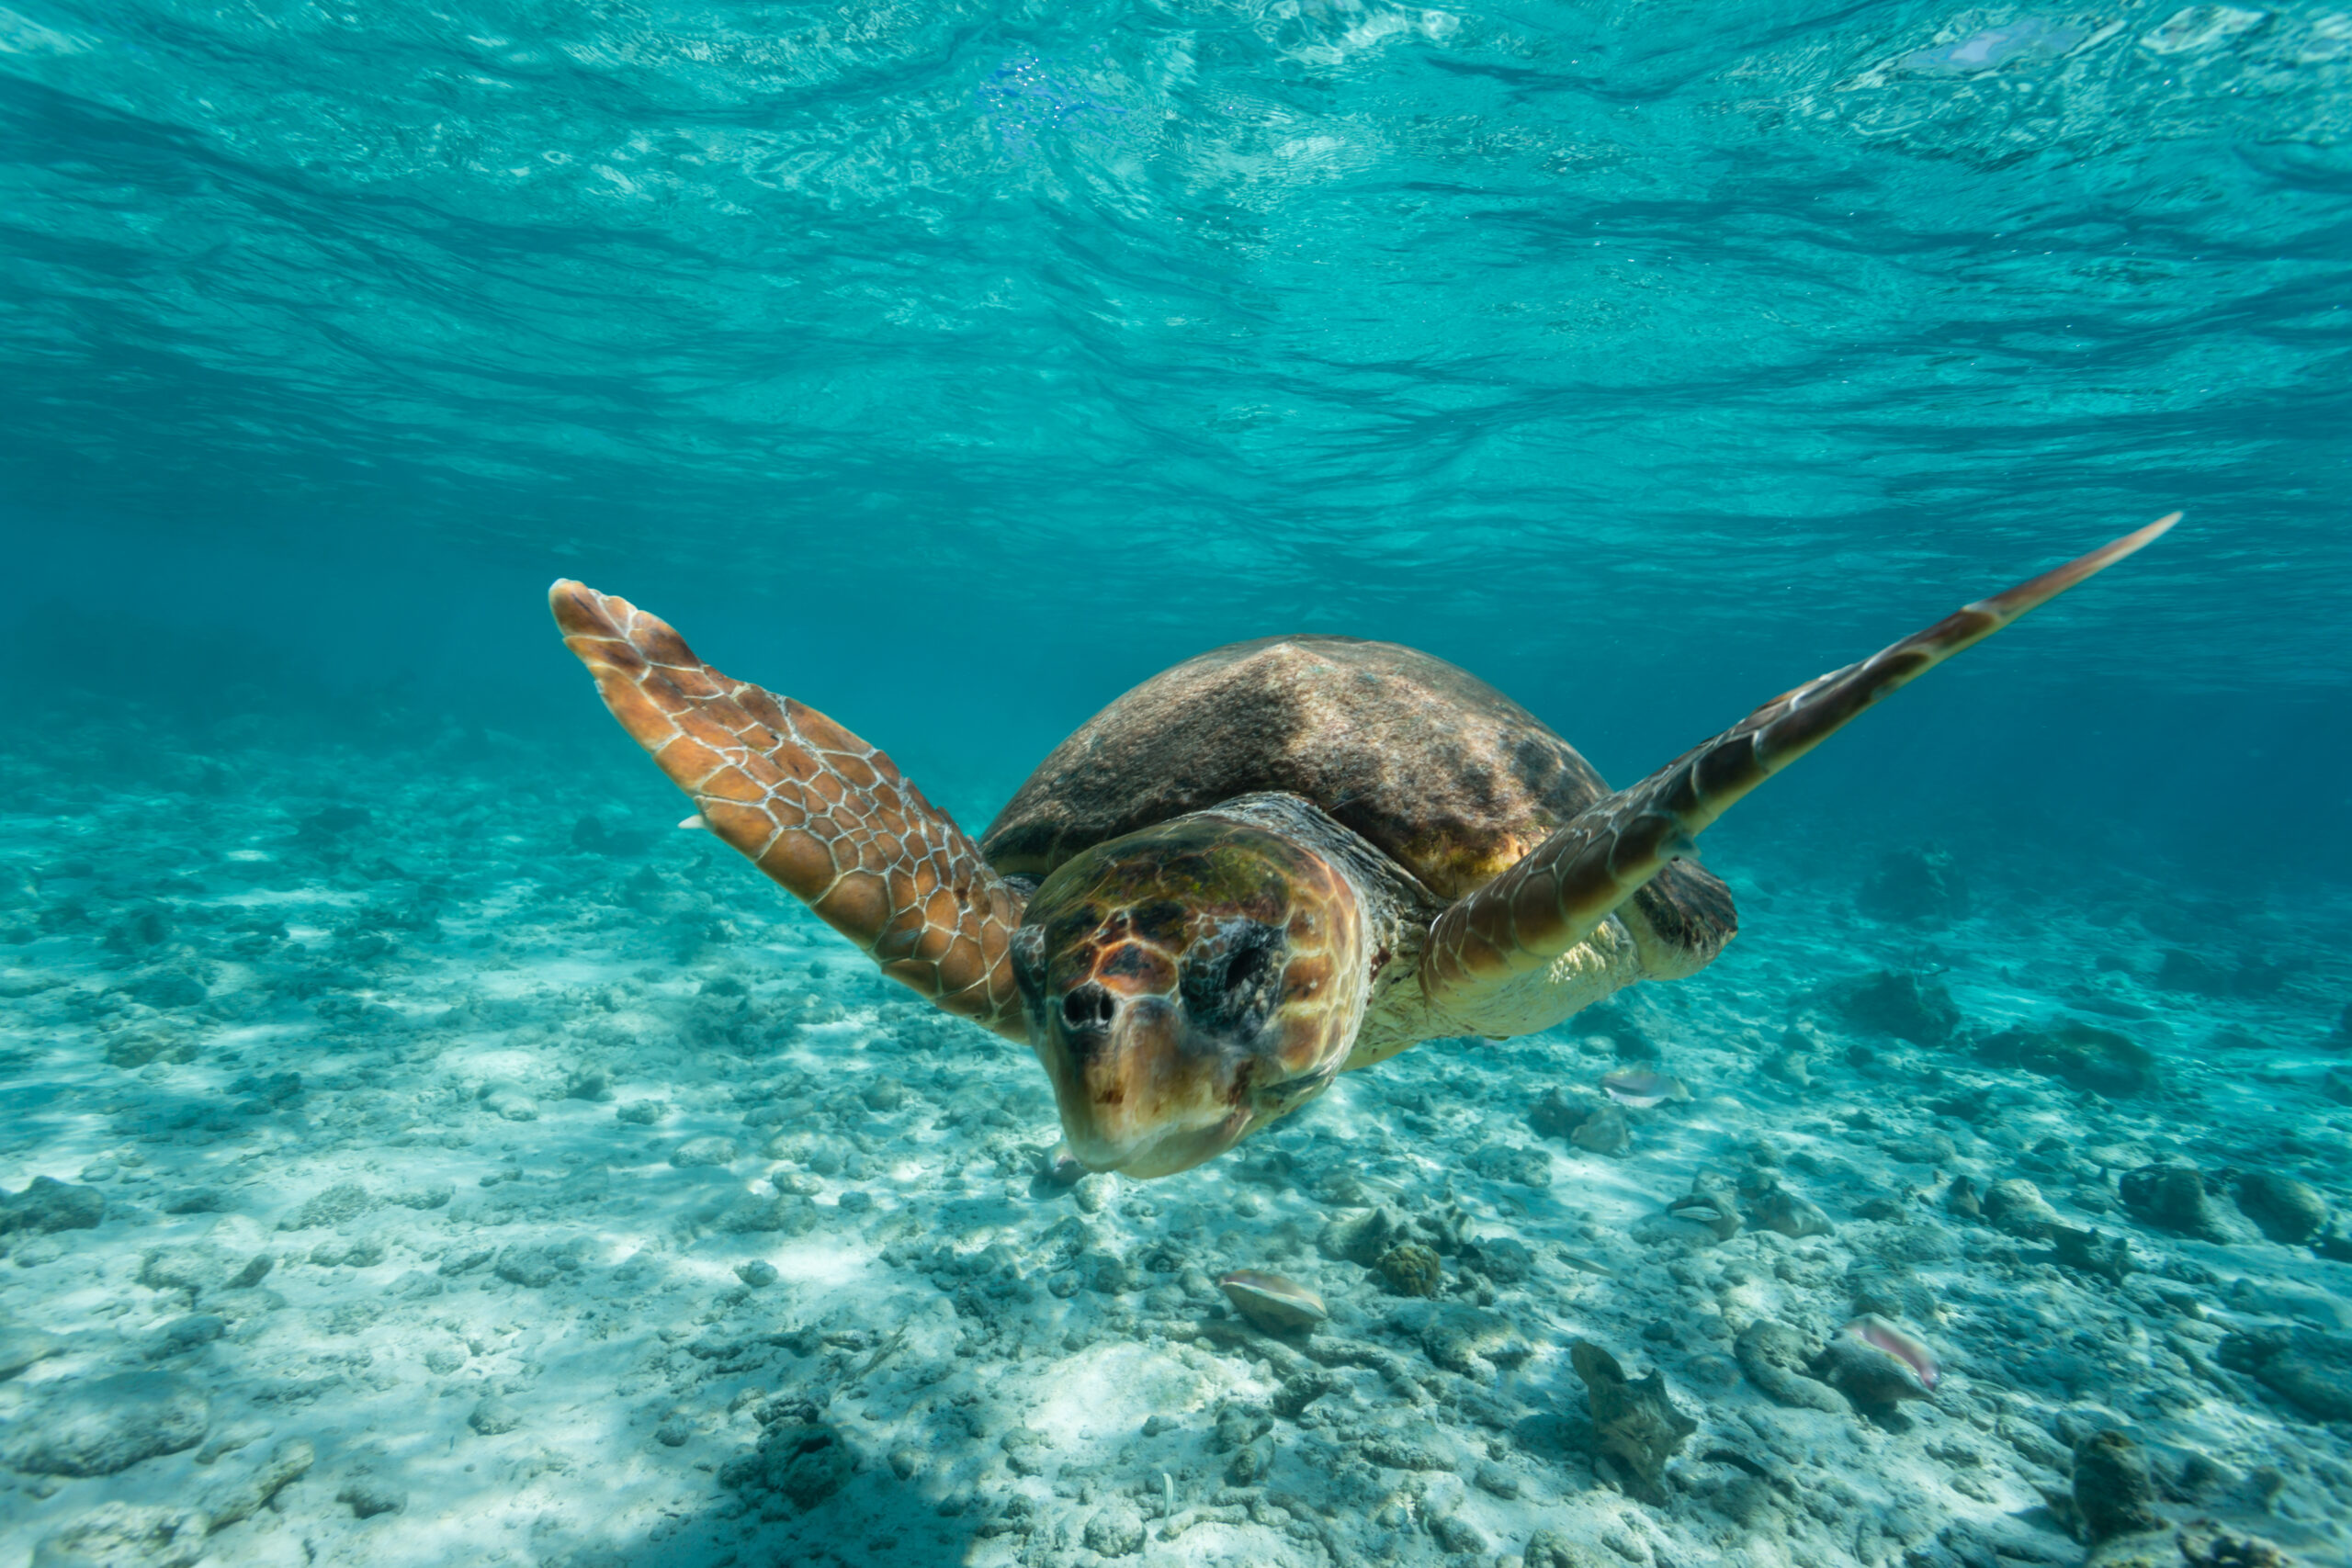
[1183,923,1283,1034]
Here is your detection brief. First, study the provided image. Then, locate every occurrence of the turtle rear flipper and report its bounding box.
[1419,513,2177,1009]
[549,581,1029,1040]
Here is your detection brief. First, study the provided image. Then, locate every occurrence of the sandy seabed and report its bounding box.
[1,715,2348,1568]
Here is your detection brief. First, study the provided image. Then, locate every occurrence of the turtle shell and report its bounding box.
[978,636,1733,953]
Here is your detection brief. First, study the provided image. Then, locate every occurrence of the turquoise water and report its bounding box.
[4,4,2351,1566]
[6,0,2351,874]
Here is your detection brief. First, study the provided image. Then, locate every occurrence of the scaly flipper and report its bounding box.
[549,581,1030,1040]
[1419,514,2178,1005]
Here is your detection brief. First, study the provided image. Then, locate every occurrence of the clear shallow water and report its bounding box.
[3,3,2352,1567]
[6,0,2352,874]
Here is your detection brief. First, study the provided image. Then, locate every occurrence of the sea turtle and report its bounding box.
[549,515,2174,1179]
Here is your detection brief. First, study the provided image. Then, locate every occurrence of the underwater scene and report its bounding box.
[4,1,2351,1566]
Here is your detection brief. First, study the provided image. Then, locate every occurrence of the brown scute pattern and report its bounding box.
[980,635,1615,901]
[1421,514,2177,1002]
[548,581,1029,1040]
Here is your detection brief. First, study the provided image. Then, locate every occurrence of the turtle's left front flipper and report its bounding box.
[1419,514,2177,1007]
[550,581,1030,1041]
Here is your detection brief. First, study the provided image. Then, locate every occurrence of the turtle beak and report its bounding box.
[1036,980,1264,1179]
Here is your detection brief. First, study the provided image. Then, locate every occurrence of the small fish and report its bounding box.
[1600,1068,1690,1110]
[1667,1179,1746,1241]
[678,814,710,831]
[1217,1269,1328,1333]
[1843,1314,1940,1393]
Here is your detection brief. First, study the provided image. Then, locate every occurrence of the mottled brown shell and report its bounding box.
[978,635,1734,963]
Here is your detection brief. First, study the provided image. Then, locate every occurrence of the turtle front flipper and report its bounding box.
[549,581,1029,1041]
[1419,514,2178,1014]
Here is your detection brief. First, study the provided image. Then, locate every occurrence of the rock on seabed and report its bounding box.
[2,1373,209,1477]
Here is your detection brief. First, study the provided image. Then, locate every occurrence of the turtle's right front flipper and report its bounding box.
[549,581,1030,1041]
[1419,514,2177,1010]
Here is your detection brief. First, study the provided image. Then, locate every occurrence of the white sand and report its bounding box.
[0,727,2347,1568]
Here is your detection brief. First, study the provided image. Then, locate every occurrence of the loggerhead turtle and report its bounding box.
[549,515,2174,1179]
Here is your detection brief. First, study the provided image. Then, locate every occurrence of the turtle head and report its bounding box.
[1011,812,1369,1179]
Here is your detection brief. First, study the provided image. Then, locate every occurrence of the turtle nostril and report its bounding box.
[1061,983,1116,1033]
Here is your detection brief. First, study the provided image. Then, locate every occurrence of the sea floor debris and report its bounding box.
[0,717,2346,1568]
